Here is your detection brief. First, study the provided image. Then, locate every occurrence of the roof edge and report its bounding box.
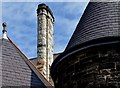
[7,36,53,87]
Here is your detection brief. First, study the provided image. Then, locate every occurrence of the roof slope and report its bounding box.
[66,2,120,50]
[0,38,52,87]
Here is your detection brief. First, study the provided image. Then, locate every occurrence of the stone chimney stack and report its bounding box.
[36,3,54,80]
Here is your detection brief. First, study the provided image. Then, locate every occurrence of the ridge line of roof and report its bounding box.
[7,36,53,87]
[29,57,37,60]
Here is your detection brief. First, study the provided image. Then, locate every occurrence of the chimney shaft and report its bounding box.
[36,3,54,80]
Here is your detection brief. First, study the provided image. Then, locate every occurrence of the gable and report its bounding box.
[1,39,48,87]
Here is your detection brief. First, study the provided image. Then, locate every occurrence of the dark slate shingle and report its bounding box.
[0,38,52,88]
[66,2,120,50]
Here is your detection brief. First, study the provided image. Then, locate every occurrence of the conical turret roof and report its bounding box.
[66,2,120,50]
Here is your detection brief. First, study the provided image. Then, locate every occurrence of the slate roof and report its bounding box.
[0,37,53,88]
[66,2,120,50]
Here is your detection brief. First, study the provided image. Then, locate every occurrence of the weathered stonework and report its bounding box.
[37,3,54,81]
[51,43,120,88]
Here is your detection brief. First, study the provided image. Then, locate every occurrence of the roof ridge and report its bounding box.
[30,57,37,60]
[7,36,53,87]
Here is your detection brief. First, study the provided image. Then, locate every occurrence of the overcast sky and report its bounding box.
[1,1,89,59]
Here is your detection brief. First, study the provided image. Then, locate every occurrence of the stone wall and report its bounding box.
[53,44,120,88]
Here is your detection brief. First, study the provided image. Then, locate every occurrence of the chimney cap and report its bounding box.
[38,3,46,7]
[37,3,54,20]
